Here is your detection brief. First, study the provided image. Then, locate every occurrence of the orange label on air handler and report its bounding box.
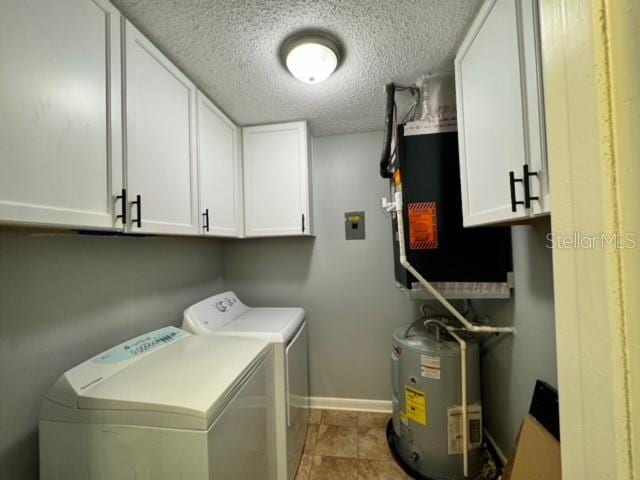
[408,202,438,250]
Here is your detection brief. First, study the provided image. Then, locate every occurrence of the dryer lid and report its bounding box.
[41,327,270,430]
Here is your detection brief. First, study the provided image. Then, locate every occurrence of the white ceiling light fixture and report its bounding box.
[280,32,342,84]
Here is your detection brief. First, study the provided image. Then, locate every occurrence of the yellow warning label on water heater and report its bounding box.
[405,386,427,426]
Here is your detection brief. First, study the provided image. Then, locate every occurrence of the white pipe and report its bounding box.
[450,329,469,479]
[425,320,469,478]
[392,192,514,334]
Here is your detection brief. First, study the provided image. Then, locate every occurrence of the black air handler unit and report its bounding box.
[392,126,512,288]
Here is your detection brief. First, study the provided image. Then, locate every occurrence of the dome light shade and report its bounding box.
[281,32,342,84]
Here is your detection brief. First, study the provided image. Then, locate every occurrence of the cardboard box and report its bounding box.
[506,414,561,480]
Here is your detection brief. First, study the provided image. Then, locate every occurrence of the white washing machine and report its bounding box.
[183,292,309,480]
[39,326,276,480]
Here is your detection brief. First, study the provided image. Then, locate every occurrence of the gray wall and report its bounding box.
[479,219,557,457]
[222,131,419,400]
[0,232,224,479]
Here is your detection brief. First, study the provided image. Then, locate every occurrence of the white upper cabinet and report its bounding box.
[243,122,313,237]
[455,0,549,227]
[0,0,123,230]
[122,20,198,235]
[1,1,312,239]
[196,92,243,237]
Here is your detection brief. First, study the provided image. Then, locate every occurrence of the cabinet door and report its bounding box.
[455,0,529,227]
[0,0,123,230]
[196,93,242,237]
[520,0,550,216]
[243,122,312,237]
[123,21,198,235]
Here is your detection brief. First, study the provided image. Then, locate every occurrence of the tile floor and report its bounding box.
[295,409,413,480]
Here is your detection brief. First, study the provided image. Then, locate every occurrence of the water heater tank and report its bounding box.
[390,321,482,480]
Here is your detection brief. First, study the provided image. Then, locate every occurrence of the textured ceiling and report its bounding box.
[111,0,482,136]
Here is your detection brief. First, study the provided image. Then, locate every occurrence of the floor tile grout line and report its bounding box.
[307,420,316,480]
[356,423,361,477]
[356,419,360,461]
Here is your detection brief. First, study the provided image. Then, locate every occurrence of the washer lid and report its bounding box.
[42,327,270,430]
[216,307,305,343]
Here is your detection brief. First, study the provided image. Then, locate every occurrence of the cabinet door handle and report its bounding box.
[203,209,210,233]
[131,194,142,228]
[522,164,540,209]
[302,214,306,233]
[115,188,127,225]
[509,171,525,212]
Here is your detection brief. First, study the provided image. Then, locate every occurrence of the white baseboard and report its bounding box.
[309,396,392,413]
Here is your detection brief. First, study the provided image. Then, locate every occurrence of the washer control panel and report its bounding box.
[93,327,187,364]
[63,327,189,395]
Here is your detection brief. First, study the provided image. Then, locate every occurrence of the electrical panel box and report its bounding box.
[345,211,365,240]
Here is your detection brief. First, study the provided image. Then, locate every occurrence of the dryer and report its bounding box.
[40,326,275,480]
[183,292,309,480]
